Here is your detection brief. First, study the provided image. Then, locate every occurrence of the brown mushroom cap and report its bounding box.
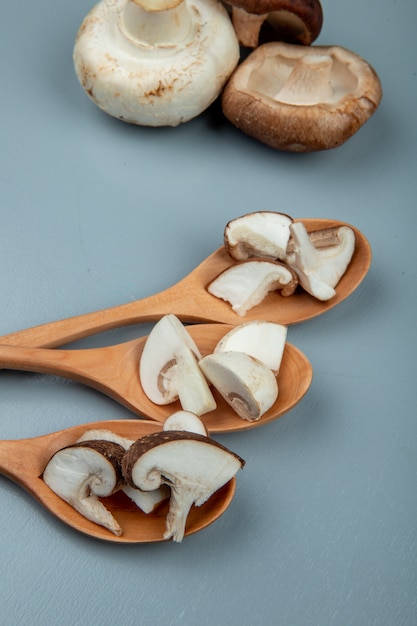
[224,0,323,47]
[222,42,383,152]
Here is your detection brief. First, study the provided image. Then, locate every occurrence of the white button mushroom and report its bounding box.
[285,222,356,300]
[73,0,239,126]
[163,410,209,436]
[199,351,278,421]
[213,320,287,374]
[224,211,294,262]
[207,259,298,316]
[139,314,217,415]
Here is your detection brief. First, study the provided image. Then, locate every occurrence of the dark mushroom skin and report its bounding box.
[122,431,245,488]
[225,0,323,47]
[43,439,126,491]
[122,430,245,541]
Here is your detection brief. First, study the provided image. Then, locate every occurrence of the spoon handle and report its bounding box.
[0,438,40,490]
[0,285,185,349]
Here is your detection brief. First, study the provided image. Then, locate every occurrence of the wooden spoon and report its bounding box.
[0,419,236,543]
[0,324,312,433]
[0,219,371,349]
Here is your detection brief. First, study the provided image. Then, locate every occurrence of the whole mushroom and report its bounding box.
[222,42,382,152]
[222,0,323,48]
[74,0,239,126]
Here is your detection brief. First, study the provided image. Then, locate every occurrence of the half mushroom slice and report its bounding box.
[223,0,323,48]
[163,410,209,437]
[43,440,125,536]
[122,431,244,542]
[77,429,170,514]
[213,320,287,374]
[139,314,216,415]
[285,222,356,300]
[222,42,383,152]
[199,351,278,421]
[207,259,298,316]
[224,211,293,262]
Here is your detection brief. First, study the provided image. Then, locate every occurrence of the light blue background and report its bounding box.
[1,1,416,624]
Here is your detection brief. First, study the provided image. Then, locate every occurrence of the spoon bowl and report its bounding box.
[0,324,312,433]
[0,419,236,543]
[0,219,371,349]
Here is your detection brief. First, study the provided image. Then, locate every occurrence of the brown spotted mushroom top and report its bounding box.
[222,42,383,152]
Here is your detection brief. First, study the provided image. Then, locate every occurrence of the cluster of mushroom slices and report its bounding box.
[43,412,244,543]
[73,0,239,126]
[207,211,356,313]
[140,314,287,421]
[222,41,382,151]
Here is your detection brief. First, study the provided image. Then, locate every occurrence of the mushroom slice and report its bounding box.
[285,222,356,300]
[73,0,239,126]
[207,259,298,316]
[163,410,209,437]
[43,440,125,536]
[214,320,287,374]
[199,351,278,421]
[224,211,293,261]
[139,314,216,415]
[77,429,169,514]
[222,42,383,152]
[224,0,323,48]
[122,431,244,542]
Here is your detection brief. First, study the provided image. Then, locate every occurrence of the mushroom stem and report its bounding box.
[275,55,334,105]
[43,441,125,536]
[121,0,191,47]
[132,0,183,10]
[286,222,356,300]
[231,7,267,47]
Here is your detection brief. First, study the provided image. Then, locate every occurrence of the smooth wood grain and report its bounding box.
[0,324,312,433]
[0,219,371,349]
[0,420,236,543]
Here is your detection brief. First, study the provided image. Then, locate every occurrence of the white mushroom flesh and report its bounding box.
[224,211,293,261]
[122,431,244,542]
[140,314,216,414]
[214,320,287,374]
[285,222,356,300]
[43,442,124,536]
[199,351,278,421]
[77,429,169,513]
[207,259,298,316]
[163,410,209,436]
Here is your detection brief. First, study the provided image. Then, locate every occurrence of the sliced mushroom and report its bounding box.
[163,410,209,437]
[223,0,323,48]
[199,351,278,421]
[77,429,169,513]
[207,259,298,316]
[285,222,356,300]
[43,440,125,536]
[214,320,287,374]
[73,0,239,126]
[224,211,293,261]
[139,314,216,415]
[122,431,244,542]
[222,42,383,152]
